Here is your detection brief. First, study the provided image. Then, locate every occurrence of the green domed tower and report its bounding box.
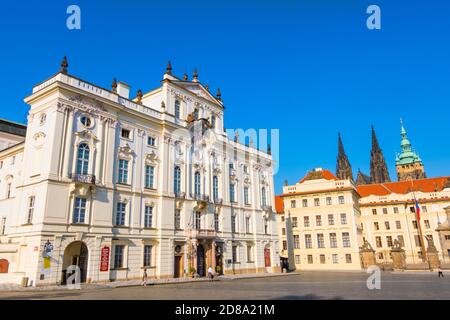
[395,119,426,181]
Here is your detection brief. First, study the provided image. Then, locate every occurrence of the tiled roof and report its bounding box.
[275,195,284,213]
[299,169,337,183]
[357,176,450,197]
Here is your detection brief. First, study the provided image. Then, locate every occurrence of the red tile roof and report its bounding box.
[275,195,284,214]
[357,176,450,197]
[299,169,337,183]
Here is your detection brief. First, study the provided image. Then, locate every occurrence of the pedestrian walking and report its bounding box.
[207,266,214,281]
[438,266,444,278]
[142,268,148,286]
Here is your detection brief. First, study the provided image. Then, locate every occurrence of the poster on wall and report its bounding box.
[100,246,110,272]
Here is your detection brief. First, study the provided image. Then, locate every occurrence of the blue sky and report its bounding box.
[1,0,449,193]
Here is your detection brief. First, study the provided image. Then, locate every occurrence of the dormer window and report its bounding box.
[121,128,130,139]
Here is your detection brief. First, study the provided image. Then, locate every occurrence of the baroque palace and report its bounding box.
[0,58,279,286]
[277,123,450,270]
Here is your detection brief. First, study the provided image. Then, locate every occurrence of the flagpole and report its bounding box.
[409,178,427,263]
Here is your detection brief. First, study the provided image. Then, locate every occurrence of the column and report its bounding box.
[95,118,105,184]
[62,108,75,179]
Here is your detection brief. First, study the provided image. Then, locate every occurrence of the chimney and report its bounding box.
[116,81,130,99]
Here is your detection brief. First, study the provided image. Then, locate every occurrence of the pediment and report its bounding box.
[171,81,222,106]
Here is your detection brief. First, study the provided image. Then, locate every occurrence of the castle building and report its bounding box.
[395,120,426,181]
[0,59,279,286]
[277,170,450,270]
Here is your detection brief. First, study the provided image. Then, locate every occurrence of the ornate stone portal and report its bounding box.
[390,239,407,270]
[426,237,440,271]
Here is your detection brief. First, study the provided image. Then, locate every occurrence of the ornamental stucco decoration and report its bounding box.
[118,143,135,160]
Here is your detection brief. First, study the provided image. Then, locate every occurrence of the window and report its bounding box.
[424,220,430,229]
[317,234,325,248]
[0,217,5,235]
[229,184,236,203]
[76,143,90,175]
[338,196,344,204]
[213,176,219,201]
[421,206,427,213]
[294,235,300,249]
[174,166,181,194]
[320,254,326,264]
[292,217,298,228]
[244,186,249,205]
[374,222,380,230]
[243,165,249,174]
[194,172,202,197]
[382,208,388,215]
[194,108,199,120]
[264,218,269,234]
[144,205,153,228]
[393,207,399,214]
[11,156,15,165]
[302,199,308,207]
[232,246,238,263]
[144,165,155,189]
[307,255,313,264]
[295,255,301,264]
[261,187,267,207]
[342,232,350,248]
[121,128,130,139]
[175,209,181,229]
[314,198,320,207]
[245,216,251,233]
[114,245,124,269]
[118,159,129,184]
[214,213,220,231]
[80,115,91,127]
[328,214,334,226]
[247,245,253,262]
[210,115,216,129]
[305,234,312,249]
[73,197,87,224]
[410,206,416,213]
[326,197,332,205]
[282,228,286,236]
[397,235,405,247]
[340,213,347,225]
[304,216,310,227]
[332,254,339,264]
[282,240,287,250]
[27,196,35,224]
[372,209,377,215]
[385,221,390,230]
[386,236,393,247]
[143,245,152,267]
[329,233,337,248]
[147,136,156,146]
[174,100,181,119]
[345,254,352,264]
[195,211,201,230]
[315,215,322,226]
[115,202,126,226]
[6,182,12,199]
[231,215,236,233]
[396,221,401,229]
[376,236,382,248]
[412,220,418,229]
[291,200,296,208]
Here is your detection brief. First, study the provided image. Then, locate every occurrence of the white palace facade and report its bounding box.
[0,60,279,286]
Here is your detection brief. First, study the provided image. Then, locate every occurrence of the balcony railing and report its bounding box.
[262,205,273,212]
[191,194,210,202]
[70,173,96,185]
[213,197,223,205]
[175,191,186,199]
[188,228,217,239]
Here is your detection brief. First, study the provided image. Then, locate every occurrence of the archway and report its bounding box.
[197,244,205,277]
[62,241,89,284]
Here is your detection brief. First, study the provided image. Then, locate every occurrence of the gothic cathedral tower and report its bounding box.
[370,125,391,183]
[395,119,426,181]
[336,133,353,180]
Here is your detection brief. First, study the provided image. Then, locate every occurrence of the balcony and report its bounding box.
[175,191,186,199]
[70,173,96,185]
[262,205,273,212]
[188,228,217,239]
[191,194,210,202]
[213,197,223,205]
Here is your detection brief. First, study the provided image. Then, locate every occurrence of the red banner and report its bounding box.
[100,246,110,272]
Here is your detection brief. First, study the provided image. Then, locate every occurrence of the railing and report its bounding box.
[213,198,223,205]
[262,205,273,212]
[175,191,186,199]
[188,228,217,239]
[70,173,96,185]
[191,194,210,202]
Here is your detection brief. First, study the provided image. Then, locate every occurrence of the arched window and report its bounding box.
[261,187,267,207]
[213,176,219,201]
[194,108,199,120]
[194,171,201,196]
[76,143,90,175]
[174,166,181,194]
[174,100,180,119]
[210,115,216,128]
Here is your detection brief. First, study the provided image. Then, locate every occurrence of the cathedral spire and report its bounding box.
[336,132,353,181]
[370,125,391,183]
